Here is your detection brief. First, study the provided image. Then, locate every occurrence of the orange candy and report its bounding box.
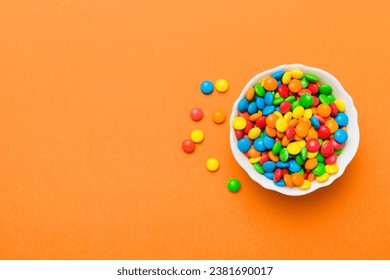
[295,122,310,138]
[325,118,339,133]
[266,114,279,128]
[283,174,294,187]
[304,158,318,170]
[246,87,255,100]
[288,79,303,93]
[292,172,304,186]
[305,128,318,140]
[308,172,316,182]
[212,109,226,124]
[248,146,261,158]
[265,126,277,137]
[288,119,299,127]
[281,135,290,146]
[317,104,331,117]
[249,112,262,122]
[263,77,278,91]
[276,131,285,139]
[268,151,279,162]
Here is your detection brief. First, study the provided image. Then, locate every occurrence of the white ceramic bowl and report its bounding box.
[230,64,359,196]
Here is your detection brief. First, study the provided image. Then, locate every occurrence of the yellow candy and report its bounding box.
[275,92,281,98]
[282,71,291,85]
[303,109,313,119]
[248,127,261,139]
[190,129,204,143]
[273,111,283,119]
[325,164,339,175]
[307,151,318,158]
[249,157,261,164]
[298,179,311,190]
[334,99,346,112]
[232,117,247,130]
[316,172,330,183]
[287,142,302,155]
[275,118,288,132]
[290,69,304,79]
[297,140,306,147]
[206,157,219,172]
[215,78,229,93]
[283,112,293,122]
[292,106,305,119]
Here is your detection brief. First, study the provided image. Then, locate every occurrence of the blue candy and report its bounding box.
[310,116,320,129]
[334,129,348,144]
[272,70,284,80]
[276,161,290,168]
[200,80,213,94]
[264,136,275,149]
[262,105,275,116]
[335,112,349,126]
[264,172,274,180]
[274,178,285,187]
[237,138,252,152]
[238,98,249,112]
[264,91,274,106]
[288,160,301,172]
[254,138,266,152]
[256,97,265,110]
[263,161,276,172]
[247,102,258,115]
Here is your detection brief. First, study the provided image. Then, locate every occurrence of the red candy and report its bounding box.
[306,138,320,152]
[256,116,267,128]
[279,101,292,114]
[285,126,296,140]
[330,137,344,150]
[244,121,254,134]
[325,153,338,164]
[274,168,282,182]
[238,111,250,120]
[320,142,334,157]
[190,107,203,121]
[235,130,244,139]
[312,96,320,107]
[307,83,318,94]
[182,139,195,153]
[260,154,270,165]
[317,125,331,139]
[278,84,289,98]
[330,102,338,117]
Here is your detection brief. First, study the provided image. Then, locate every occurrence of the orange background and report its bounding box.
[0,0,389,259]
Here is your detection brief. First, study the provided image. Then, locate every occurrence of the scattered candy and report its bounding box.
[206,157,220,172]
[227,178,241,192]
[190,107,203,121]
[200,80,214,95]
[233,68,350,189]
[212,109,226,124]
[182,139,195,153]
[191,129,204,143]
[215,78,229,93]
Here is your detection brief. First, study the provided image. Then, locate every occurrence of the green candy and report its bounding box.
[300,147,308,160]
[253,163,264,174]
[298,168,305,175]
[295,154,304,165]
[305,73,319,83]
[328,94,336,103]
[227,178,241,193]
[318,138,323,146]
[260,131,265,138]
[279,148,289,162]
[272,141,282,155]
[285,96,296,103]
[319,84,332,95]
[273,97,284,106]
[313,163,326,176]
[335,148,344,155]
[301,76,309,88]
[291,100,301,111]
[299,93,314,108]
[254,84,266,97]
[319,94,331,105]
[316,153,325,163]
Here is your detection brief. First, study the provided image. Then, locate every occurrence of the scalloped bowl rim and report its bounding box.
[229,64,360,196]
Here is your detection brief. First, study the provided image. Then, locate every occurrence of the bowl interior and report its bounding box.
[230,64,359,196]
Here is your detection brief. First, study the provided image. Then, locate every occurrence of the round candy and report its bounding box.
[238,98,249,112]
[319,84,332,95]
[317,125,331,139]
[279,101,292,114]
[320,142,334,157]
[190,107,203,121]
[237,138,252,152]
[306,138,320,152]
[299,93,314,108]
[206,158,219,172]
[317,104,331,117]
[212,109,226,124]
[335,112,349,126]
[182,139,195,153]
[288,79,302,93]
[191,129,204,143]
[232,116,247,130]
[263,77,278,91]
[334,129,348,144]
[215,78,229,93]
[227,178,241,192]
[200,80,214,94]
